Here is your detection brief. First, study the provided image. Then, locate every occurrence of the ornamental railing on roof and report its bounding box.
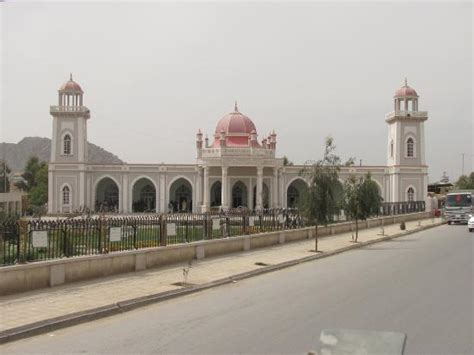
[201,147,275,158]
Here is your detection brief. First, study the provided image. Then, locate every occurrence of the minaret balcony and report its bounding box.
[385,110,428,122]
[50,105,90,118]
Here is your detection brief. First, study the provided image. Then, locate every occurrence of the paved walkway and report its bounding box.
[0,218,441,332]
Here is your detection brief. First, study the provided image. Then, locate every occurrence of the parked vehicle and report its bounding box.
[468,215,474,232]
[444,190,474,224]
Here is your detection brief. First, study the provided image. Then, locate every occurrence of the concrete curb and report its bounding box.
[0,221,444,345]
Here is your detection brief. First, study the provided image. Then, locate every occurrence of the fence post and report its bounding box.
[15,222,21,264]
[160,215,167,246]
[62,224,69,257]
[97,219,103,254]
[133,223,138,249]
[17,220,28,263]
[208,214,212,240]
[185,219,189,243]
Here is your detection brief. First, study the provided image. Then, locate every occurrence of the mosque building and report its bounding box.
[47,76,428,214]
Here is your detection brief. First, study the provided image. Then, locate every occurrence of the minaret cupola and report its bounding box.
[58,73,85,108]
[394,78,419,112]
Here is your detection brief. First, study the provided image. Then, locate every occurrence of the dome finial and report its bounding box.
[70,73,73,81]
[234,101,238,112]
[404,77,408,86]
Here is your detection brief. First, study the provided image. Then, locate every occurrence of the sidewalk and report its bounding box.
[0,218,442,335]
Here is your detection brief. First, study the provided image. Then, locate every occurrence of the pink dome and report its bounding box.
[212,103,258,147]
[215,104,256,135]
[395,79,418,97]
[59,74,83,93]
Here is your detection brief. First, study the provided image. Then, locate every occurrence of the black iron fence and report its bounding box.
[379,201,425,216]
[0,209,303,266]
[0,202,424,266]
[0,219,19,266]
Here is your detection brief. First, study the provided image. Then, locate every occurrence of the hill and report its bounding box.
[0,137,123,173]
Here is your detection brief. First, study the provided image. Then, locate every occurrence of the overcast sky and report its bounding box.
[1,1,472,182]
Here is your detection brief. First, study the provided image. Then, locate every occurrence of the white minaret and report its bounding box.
[50,74,90,163]
[386,79,428,202]
[48,74,90,213]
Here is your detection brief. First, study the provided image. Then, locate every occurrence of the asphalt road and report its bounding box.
[2,224,473,354]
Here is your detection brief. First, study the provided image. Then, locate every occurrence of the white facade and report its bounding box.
[48,77,429,214]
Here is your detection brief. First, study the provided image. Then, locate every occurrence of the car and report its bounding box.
[468,215,474,232]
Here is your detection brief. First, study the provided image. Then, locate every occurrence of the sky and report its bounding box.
[1,1,473,182]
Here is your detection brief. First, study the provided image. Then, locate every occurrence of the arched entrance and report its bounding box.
[232,181,248,208]
[286,179,308,208]
[253,183,269,209]
[210,181,222,207]
[169,178,193,212]
[132,178,156,212]
[95,177,119,212]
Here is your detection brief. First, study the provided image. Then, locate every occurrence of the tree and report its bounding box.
[0,160,11,193]
[15,157,48,215]
[343,173,382,242]
[283,156,294,166]
[455,172,474,190]
[300,137,342,251]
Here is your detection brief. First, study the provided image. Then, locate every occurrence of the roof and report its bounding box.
[59,74,83,93]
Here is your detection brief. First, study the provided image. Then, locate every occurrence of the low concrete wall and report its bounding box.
[0,212,430,295]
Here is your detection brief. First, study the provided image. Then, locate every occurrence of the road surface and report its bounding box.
[2,224,473,354]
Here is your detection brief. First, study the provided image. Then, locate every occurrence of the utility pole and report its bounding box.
[1,159,6,193]
[461,153,474,177]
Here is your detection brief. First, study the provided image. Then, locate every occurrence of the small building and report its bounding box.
[0,192,22,216]
[428,182,453,195]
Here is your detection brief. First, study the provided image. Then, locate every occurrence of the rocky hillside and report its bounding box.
[0,137,123,173]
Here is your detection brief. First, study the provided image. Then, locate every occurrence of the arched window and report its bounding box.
[211,181,222,207]
[232,182,247,208]
[62,186,70,205]
[287,185,300,208]
[407,187,415,202]
[390,140,394,158]
[406,137,414,157]
[63,134,72,155]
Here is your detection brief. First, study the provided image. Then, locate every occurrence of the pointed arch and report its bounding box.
[94,176,120,213]
[286,177,309,208]
[169,177,193,212]
[131,176,157,212]
[232,180,248,208]
[210,181,222,208]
